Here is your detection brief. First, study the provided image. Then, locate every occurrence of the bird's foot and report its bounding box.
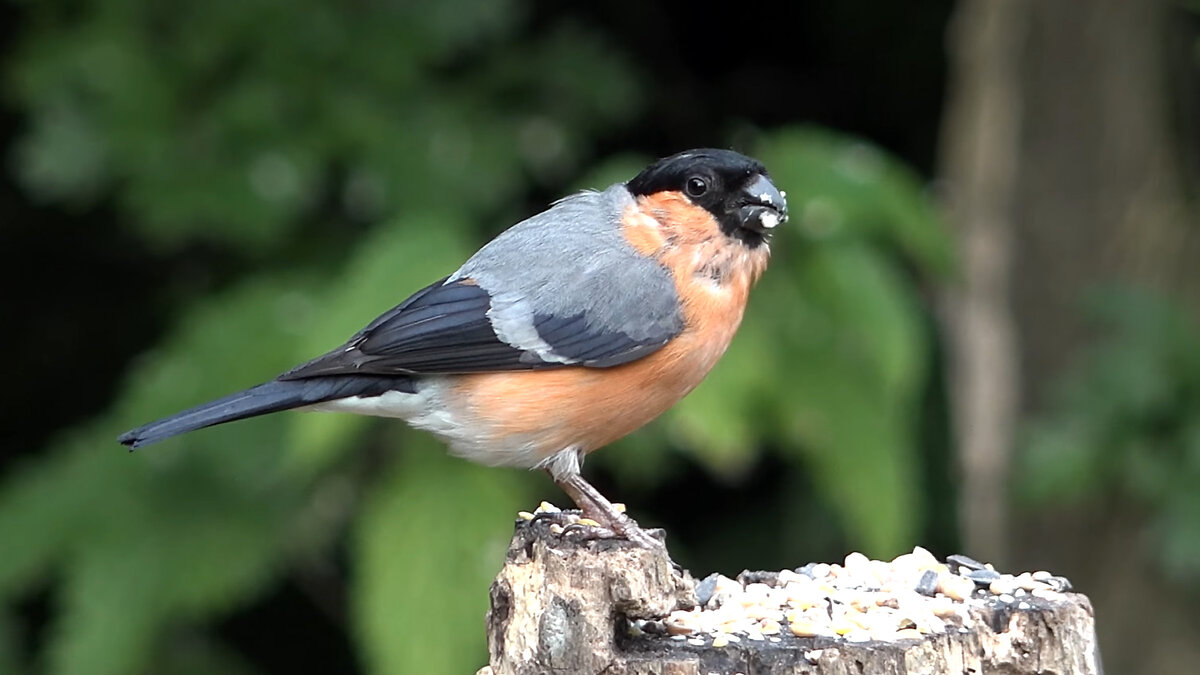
[563,512,666,551]
[608,517,666,550]
[525,501,665,550]
[549,472,670,552]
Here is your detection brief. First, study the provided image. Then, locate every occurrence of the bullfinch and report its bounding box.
[119,148,788,548]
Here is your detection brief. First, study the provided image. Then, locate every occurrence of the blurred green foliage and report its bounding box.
[0,1,950,673]
[1021,287,1200,581]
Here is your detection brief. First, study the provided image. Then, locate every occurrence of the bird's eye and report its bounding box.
[685,176,709,197]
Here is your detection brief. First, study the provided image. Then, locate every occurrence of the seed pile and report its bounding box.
[632,548,1072,647]
[515,504,1072,647]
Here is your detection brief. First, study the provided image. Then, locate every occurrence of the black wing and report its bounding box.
[279,277,678,380]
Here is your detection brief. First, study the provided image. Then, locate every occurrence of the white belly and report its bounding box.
[304,379,552,469]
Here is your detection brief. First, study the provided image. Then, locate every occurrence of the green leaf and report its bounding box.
[0,276,325,672]
[1019,286,1200,582]
[352,434,535,675]
[758,127,954,275]
[150,633,261,675]
[0,609,24,675]
[48,544,160,675]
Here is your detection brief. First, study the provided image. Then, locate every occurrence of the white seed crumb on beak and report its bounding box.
[760,211,781,229]
[780,190,788,199]
[759,192,774,205]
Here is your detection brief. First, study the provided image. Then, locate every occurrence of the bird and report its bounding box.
[119,148,788,548]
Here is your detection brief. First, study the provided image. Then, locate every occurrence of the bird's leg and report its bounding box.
[551,471,664,550]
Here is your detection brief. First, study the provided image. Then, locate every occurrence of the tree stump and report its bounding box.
[482,516,1102,675]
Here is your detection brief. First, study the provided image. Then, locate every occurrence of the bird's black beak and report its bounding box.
[736,173,788,234]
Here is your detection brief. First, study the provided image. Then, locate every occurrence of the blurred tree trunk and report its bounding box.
[939,0,1200,672]
[939,0,1027,567]
[1013,0,1198,387]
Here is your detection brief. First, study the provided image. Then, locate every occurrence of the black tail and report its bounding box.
[118,376,413,449]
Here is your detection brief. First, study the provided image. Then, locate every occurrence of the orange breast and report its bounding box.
[449,191,769,460]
